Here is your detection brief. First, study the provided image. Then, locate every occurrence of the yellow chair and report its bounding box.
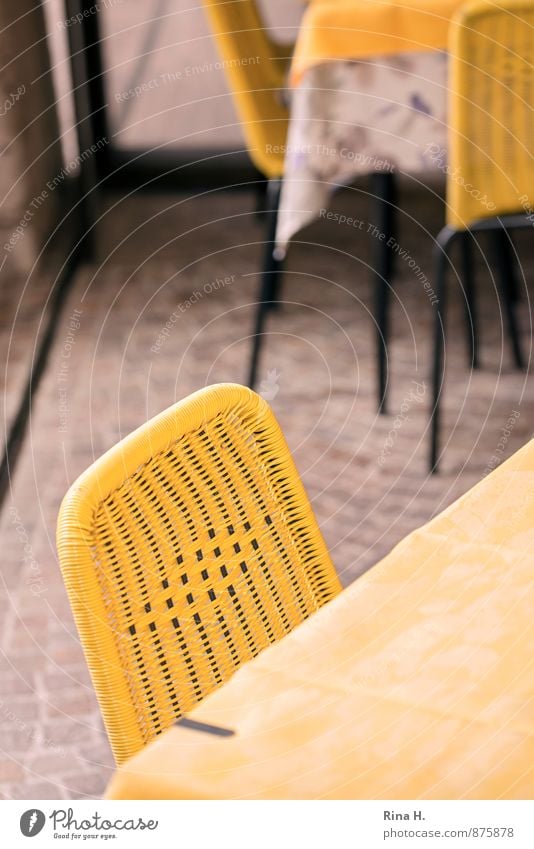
[56,384,341,765]
[201,0,291,181]
[201,0,293,388]
[430,0,532,471]
[202,1,399,413]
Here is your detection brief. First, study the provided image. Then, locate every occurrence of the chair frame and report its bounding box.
[430,213,529,472]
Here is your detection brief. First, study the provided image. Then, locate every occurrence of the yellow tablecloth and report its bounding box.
[290,0,465,84]
[107,441,534,799]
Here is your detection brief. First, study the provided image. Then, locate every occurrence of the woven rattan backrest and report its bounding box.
[447,0,534,227]
[57,385,341,764]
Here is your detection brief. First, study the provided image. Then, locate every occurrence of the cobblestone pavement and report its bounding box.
[0,185,532,799]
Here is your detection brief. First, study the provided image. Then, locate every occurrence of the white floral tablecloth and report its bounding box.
[276,51,449,253]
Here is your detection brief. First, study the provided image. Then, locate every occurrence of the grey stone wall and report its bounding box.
[0,0,63,276]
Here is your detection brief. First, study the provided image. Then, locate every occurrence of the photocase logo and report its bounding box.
[259,369,280,401]
[20,809,46,837]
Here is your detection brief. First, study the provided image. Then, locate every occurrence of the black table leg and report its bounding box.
[247,179,284,389]
[370,171,396,414]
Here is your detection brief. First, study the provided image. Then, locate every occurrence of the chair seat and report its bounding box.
[106,441,534,799]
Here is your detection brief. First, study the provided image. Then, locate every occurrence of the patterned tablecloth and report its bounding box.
[276,51,449,253]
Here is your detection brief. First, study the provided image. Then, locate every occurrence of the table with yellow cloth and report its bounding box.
[107,440,534,800]
[276,0,467,253]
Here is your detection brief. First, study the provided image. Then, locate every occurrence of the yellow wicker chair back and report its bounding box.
[201,0,291,178]
[57,385,341,764]
[447,0,534,228]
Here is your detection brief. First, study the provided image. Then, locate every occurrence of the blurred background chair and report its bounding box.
[201,0,398,410]
[430,0,532,472]
[56,384,341,764]
[201,0,292,388]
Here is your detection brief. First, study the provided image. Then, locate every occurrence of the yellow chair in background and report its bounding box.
[430,0,532,471]
[201,0,291,180]
[201,0,293,388]
[201,1,400,413]
[56,384,341,765]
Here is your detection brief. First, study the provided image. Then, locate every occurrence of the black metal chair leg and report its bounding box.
[254,178,268,222]
[491,229,524,369]
[371,171,397,414]
[497,229,520,302]
[247,179,283,389]
[460,231,479,369]
[430,227,456,474]
[375,272,390,415]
